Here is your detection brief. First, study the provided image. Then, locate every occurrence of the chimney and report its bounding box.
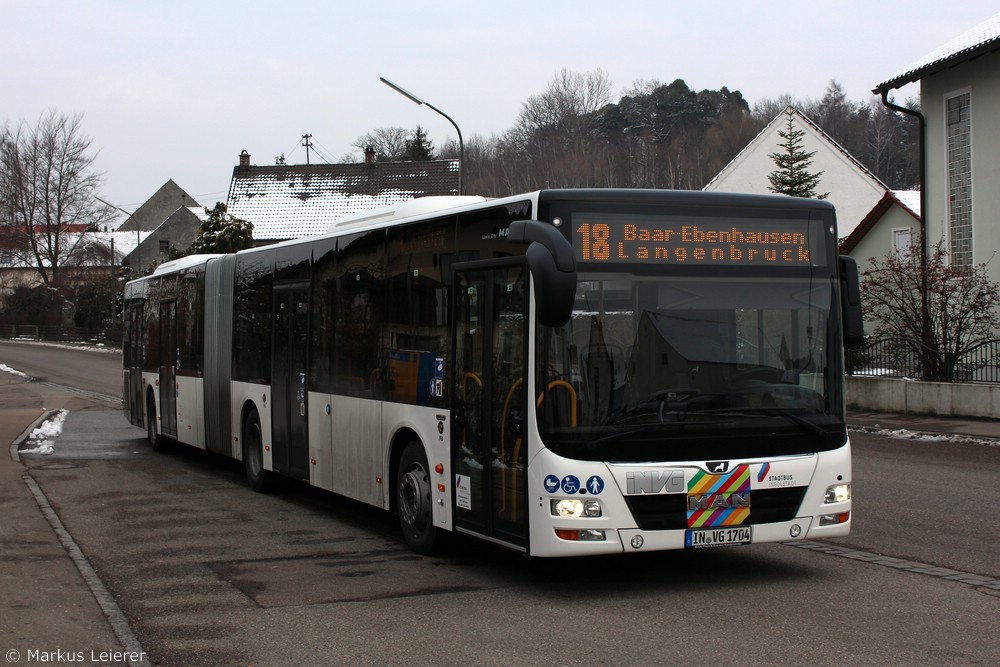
[364,146,376,165]
[239,150,250,167]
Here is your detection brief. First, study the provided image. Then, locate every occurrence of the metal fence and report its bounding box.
[0,324,122,348]
[846,337,1000,383]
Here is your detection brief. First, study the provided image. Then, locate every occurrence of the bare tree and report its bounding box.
[861,236,1000,380]
[516,68,613,139]
[350,126,410,161]
[0,111,114,295]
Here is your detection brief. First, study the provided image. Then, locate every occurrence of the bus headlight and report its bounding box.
[824,483,850,504]
[551,498,602,517]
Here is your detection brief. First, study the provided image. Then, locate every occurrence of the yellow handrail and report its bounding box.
[497,379,579,521]
[537,380,578,427]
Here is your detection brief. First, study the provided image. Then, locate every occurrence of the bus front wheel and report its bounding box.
[397,441,441,554]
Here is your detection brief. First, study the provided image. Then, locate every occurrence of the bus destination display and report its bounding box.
[574,214,826,267]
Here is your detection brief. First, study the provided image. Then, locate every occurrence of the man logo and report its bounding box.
[707,461,729,473]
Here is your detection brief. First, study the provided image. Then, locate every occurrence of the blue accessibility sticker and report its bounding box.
[586,475,605,495]
[561,475,581,494]
[543,474,561,493]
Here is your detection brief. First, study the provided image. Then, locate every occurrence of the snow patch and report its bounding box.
[19,409,69,455]
[0,363,28,377]
[851,424,998,447]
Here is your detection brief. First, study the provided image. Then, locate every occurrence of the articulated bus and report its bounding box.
[122,189,863,557]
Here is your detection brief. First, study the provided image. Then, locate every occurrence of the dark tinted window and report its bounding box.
[233,250,274,383]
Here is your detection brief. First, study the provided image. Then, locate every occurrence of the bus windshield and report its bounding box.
[536,271,844,462]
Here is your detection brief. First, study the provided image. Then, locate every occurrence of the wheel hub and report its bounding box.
[399,467,430,529]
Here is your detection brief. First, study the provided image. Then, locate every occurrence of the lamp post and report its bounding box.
[380,76,464,195]
[95,196,141,276]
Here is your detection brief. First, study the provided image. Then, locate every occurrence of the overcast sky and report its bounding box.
[4,0,997,217]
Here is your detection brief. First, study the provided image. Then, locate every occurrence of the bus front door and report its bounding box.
[453,263,528,550]
[271,284,310,481]
[158,301,177,439]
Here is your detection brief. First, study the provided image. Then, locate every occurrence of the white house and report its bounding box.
[873,11,1000,281]
[703,106,888,239]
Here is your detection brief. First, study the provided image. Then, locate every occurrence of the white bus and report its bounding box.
[123,189,862,557]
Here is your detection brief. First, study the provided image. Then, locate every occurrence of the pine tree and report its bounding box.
[188,203,254,254]
[767,108,827,198]
[403,125,434,161]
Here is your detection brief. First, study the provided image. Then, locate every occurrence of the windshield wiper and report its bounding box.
[687,406,828,437]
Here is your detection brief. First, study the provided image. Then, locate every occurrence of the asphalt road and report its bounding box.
[3,341,999,666]
[0,339,122,405]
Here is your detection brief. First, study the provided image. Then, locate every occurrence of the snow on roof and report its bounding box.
[187,206,210,222]
[0,230,151,268]
[875,12,1000,92]
[892,190,921,218]
[88,230,152,257]
[226,160,461,241]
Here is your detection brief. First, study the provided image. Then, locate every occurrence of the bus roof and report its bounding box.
[151,254,223,275]
[327,196,487,232]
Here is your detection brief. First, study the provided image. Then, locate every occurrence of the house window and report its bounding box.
[159,240,170,255]
[892,228,912,255]
[946,91,972,269]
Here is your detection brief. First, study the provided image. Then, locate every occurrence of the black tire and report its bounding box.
[146,396,168,452]
[243,409,272,492]
[396,441,442,555]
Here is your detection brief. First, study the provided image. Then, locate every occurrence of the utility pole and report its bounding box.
[301,133,313,165]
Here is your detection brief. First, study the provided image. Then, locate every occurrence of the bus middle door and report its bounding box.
[452,261,528,550]
[271,283,310,481]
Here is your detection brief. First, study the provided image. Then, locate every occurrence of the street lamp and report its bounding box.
[380,76,464,195]
[95,196,141,276]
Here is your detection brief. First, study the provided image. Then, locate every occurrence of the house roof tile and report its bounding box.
[226,159,460,241]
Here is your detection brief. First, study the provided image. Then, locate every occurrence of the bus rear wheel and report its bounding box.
[397,441,441,554]
[146,396,167,452]
[243,410,272,492]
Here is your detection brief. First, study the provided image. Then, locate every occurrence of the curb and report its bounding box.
[9,408,60,464]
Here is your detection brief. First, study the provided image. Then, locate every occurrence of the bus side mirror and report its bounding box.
[509,220,577,327]
[839,255,864,348]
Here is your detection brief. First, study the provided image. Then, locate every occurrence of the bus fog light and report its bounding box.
[789,524,802,538]
[824,483,850,504]
[552,498,602,517]
[556,529,606,541]
[820,512,850,526]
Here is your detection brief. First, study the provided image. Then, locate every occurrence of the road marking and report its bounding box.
[787,540,1000,592]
